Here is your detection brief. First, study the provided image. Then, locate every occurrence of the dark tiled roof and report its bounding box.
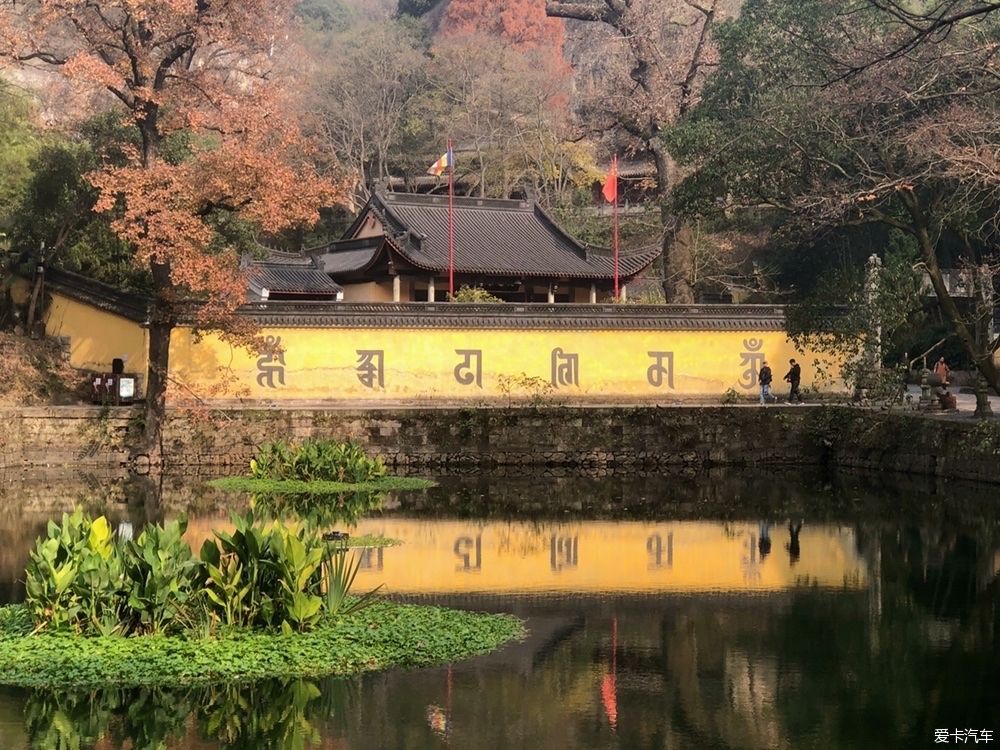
[44,268,149,322]
[343,191,659,281]
[39,267,795,330]
[239,302,788,330]
[309,237,387,275]
[254,247,317,266]
[246,262,343,296]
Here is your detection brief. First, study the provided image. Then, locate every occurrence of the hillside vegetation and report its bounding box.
[0,332,82,406]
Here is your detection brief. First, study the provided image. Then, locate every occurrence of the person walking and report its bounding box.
[933,356,951,385]
[759,361,773,404]
[784,358,802,403]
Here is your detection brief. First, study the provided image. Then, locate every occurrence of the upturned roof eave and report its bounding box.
[370,191,661,282]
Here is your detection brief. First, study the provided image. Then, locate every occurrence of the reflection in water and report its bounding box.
[14,678,340,750]
[0,469,997,749]
[250,491,385,526]
[343,519,868,594]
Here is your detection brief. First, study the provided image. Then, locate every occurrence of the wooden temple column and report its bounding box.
[428,276,436,302]
[589,283,597,303]
[392,274,401,302]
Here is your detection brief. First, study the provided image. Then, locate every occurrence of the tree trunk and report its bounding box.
[138,260,173,464]
[25,267,44,336]
[651,142,694,303]
[902,193,1000,394]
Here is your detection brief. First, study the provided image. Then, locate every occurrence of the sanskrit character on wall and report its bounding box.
[739,338,765,389]
[454,349,483,388]
[550,348,580,388]
[356,350,385,389]
[256,336,286,388]
[647,351,675,389]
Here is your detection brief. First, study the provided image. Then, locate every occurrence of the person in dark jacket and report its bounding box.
[759,361,773,404]
[784,359,802,403]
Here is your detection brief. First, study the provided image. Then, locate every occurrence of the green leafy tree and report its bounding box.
[8,118,146,290]
[669,0,1000,392]
[0,81,40,234]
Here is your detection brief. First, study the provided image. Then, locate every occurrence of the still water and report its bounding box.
[0,468,997,749]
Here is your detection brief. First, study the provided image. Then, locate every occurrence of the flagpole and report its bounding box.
[612,154,619,301]
[447,137,455,300]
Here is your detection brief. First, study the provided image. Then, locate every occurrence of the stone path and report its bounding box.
[903,384,1000,418]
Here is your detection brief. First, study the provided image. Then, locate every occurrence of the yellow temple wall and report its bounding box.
[29,286,843,401]
[33,286,149,374]
[169,325,844,401]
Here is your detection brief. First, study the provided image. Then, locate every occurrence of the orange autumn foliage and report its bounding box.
[1,0,345,449]
[1,1,341,318]
[440,0,570,82]
[443,0,564,49]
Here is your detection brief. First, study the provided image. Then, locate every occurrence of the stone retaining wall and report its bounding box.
[1,405,998,485]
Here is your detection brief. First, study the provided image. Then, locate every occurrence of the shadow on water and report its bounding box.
[0,466,998,749]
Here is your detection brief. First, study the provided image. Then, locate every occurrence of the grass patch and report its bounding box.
[209,477,436,494]
[0,601,522,689]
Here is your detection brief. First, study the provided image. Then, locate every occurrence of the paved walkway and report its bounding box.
[904,384,1000,418]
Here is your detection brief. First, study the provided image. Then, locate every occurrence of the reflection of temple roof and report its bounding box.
[311,190,660,281]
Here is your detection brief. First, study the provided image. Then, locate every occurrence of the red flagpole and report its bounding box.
[612,155,619,300]
[448,137,455,299]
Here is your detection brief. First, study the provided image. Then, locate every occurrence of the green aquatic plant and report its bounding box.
[323,547,382,619]
[200,511,275,629]
[24,510,126,635]
[121,517,202,635]
[24,509,386,637]
[199,511,381,633]
[249,439,387,483]
[0,601,524,688]
[272,530,325,633]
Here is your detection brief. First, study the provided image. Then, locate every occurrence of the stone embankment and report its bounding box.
[1,404,998,484]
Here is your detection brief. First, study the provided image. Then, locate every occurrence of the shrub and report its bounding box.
[25,511,126,635]
[249,439,386,483]
[25,510,380,637]
[121,518,202,635]
[448,285,503,303]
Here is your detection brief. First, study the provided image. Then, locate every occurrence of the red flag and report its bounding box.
[601,156,618,203]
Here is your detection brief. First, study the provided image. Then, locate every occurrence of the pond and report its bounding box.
[0,467,997,749]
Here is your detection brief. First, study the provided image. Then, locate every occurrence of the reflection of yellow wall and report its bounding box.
[337,520,868,594]
[170,327,844,401]
[43,292,148,374]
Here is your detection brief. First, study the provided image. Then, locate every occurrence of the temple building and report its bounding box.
[243,249,343,302]
[289,190,660,303]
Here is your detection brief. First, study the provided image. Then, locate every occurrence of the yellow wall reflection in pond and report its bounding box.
[344,520,868,595]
